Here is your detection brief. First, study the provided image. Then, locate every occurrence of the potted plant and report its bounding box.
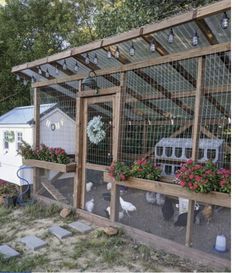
[107,159,162,182]
[0,181,18,208]
[175,160,231,194]
[18,141,75,172]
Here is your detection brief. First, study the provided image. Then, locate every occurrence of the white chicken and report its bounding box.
[156,193,165,206]
[107,182,112,191]
[85,198,94,212]
[119,197,136,216]
[105,206,124,220]
[86,182,93,192]
[145,192,156,204]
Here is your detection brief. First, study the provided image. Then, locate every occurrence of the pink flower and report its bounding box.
[189,174,194,180]
[195,175,201,182]
[180,181,186,187]
[186,159,193,165]
[120,174,126,181]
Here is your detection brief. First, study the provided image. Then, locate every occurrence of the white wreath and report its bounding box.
[87,116,106,145]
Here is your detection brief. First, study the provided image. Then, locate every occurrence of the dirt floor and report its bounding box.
[41,170,231,261]
[0,202,229,272]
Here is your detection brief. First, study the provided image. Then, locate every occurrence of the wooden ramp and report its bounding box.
[41,180,68,204]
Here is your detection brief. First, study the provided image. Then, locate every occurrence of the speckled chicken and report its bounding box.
[202,205,213,224]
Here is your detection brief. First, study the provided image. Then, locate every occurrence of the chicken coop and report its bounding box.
[11,0,231,269]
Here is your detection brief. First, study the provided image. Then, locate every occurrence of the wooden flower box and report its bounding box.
[22,159,76,173]
[103,173,230,208]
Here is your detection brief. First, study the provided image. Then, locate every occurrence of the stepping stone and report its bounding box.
[48,225,72,240]
[18,235,47,251]
[68,220,93,233]
[0,244,20,259]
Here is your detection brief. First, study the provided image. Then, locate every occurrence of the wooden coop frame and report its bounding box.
[12,0,231,269]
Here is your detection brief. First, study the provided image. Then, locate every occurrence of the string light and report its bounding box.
[55,66,59,75]
[129,42,135,56]
[63,60,67,70]
[168,28,174,44]
[115,46,120,59]
[31,76,36,83]
[149,39,156,52]
[107,48,112,59]
[38,66,42,75]
[23,79,28,86]
[74,62,79,72]
[221,12,229,29]
[192,31,199,46]
[45,68,50,78]
[93,53,98,64]
[85,53,90,64]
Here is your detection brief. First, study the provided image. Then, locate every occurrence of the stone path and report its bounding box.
[0,220,93,259]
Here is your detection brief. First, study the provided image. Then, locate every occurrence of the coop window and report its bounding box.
[165,165,172,175]
[156,146,163,156]
[185,148,192,159]
[16,132,23,151]
[174,165,181,174]
[198,148,204,160]
[175,147,182,158]
[207,149,216,160]
[3,131,9,150]
[165,147,173,157]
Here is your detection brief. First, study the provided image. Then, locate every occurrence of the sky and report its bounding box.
[0,0,5,5]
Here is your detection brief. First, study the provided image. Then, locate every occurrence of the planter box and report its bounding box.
[103,173,230,208]
[23,159,76,173]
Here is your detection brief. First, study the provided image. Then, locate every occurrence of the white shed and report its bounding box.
[0,104,75,186]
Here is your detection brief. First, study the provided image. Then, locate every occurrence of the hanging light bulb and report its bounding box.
[85,53,90,64]
[38,66,42,75]
[168,28,174,44]
[45,68,50,78]
[107,48,112,59]
[74,62,79,72]
[192,31,199,46]
[129,42,135,56]
[149,39,155,52]
[115,46,120,59]
[63,60,67,70]
[171,118,174,125]
[16,74,20,81]
[31,76,36,83]
[221,12,229,29]
[23,79,28,86]
[55,66,59,75]
[93,53,98,65]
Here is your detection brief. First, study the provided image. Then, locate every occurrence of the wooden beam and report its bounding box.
[195,18,231,70]
[31,43,230,89]
[110,73,127,222]
[33,88,40,195]
[12,0,230,74]
[185,57,205,248]
[74,81,84,208]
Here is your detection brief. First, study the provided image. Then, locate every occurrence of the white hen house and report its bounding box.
[0,104,75,186]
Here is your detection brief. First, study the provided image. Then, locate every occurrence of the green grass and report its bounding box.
[0,254,49,272]
[23,203,61,219]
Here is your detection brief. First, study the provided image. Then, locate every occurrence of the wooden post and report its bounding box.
[73,81,84,208]
[185,57,205,247]
[33,87,40,195]
[110,72,127,222]
[142,120,148,154]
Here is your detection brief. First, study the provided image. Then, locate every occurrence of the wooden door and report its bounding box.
[81,95,116,209]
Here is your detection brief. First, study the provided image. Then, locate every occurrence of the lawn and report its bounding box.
[0,203,222,272]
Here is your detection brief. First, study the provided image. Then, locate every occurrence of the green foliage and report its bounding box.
[23,202,61,219]
[176,160,231,193]
[0,0,217,116]
[108,159,162,181]
[19,140,71,164]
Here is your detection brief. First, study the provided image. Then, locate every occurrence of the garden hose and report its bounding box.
[16,166,34,205]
